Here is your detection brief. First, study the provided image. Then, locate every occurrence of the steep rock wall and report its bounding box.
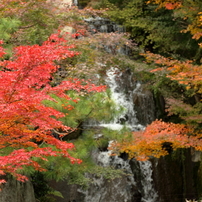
[151,149,200,202]
[0,176,36,202]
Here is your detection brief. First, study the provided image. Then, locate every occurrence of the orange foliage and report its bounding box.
[112,120,201,161]
[147,0,202,42]
[165,2,182,10]
[142,52,202,128]
[143,52,202,94]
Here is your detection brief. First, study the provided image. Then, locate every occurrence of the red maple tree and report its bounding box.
[0,34,105,185]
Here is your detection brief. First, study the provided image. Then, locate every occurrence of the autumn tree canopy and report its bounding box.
[89,0,202,160]
[0,33,105,185]
[0,0,71,47]
[112,120,202,161]
[0,0,201,181]
[141,0,202,132]
[101,0,201,60]
[148,0,202,42]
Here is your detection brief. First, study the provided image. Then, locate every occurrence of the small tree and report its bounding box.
[0,34,105,185]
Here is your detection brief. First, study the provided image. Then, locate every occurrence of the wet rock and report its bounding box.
[132,85,156,125]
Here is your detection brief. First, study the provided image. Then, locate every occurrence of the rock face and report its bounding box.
[49,151,201,202]
[48,181,85,202]
[151,149,200,202]
[132,85,156,125]
[49,148,139,202]
[0,176,36,202]
[79,177,138,202]
[84,17,125,34]
[50,176,139,202]
[111,67,156,125]
[120,68,155,125]
[43,68,202,202]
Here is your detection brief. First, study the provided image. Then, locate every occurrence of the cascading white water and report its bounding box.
[139,161,159,202]
[102,67,158,202]
[80,141,137,202]
[100,67,144,131]
[82,67,159,202]
[73,0,78,6]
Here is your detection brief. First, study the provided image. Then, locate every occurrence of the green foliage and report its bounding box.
[30,128,128,189]
[43,91,122,128]
[102,0,201,60]
[0,18,20,41]
[0,17,21,57]
[41,90,130,188]
[0,0,71,46]
[31,171,65,202]
[79,0,91,7]
[31,172,56,202]
[17,9,60,45]
[151,75,183,98]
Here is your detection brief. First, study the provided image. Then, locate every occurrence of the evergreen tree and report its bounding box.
[102,0,201,60]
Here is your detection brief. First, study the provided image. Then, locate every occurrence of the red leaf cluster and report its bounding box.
[0,34,105,183]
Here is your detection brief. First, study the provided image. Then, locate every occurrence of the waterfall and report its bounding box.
[80,67,159,202]
[100,67,144,131]
[79,141,136,202]
[64,5,159,200]
[73,0,78,6]
[50,2,199,201]
[102,68,158,202]
[139,161,159,202]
